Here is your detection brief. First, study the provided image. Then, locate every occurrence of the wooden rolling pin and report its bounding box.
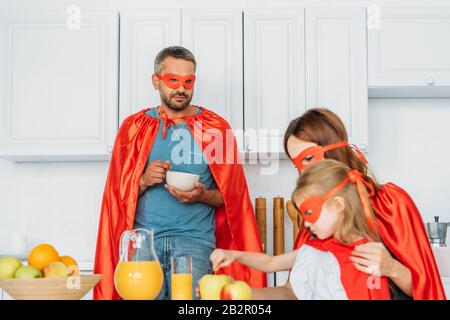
[273,196,285,256]
[286,200,300,241]
[255,197,267,252]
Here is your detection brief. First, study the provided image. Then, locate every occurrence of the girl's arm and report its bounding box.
[210,249,299,273]
[252,282,297,300]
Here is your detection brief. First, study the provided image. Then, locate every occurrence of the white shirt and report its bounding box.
[289,245,348,300]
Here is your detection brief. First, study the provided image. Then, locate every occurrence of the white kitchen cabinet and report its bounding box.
[182,9,244,147]
[119,10,181,122]
[306,7,369,152]
[368,7,450,96]
[0,11,119,161]
[244,8,306,154]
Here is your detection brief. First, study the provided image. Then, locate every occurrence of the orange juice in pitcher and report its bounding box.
[114,229,164,300]
[115,261,163,300]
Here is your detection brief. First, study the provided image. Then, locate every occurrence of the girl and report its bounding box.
[211,160,391,300]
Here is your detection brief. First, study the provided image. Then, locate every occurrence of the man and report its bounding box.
[94,46,266,300]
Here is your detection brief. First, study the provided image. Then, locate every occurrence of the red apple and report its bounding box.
[220,280,252,300]
[199,274,233,300]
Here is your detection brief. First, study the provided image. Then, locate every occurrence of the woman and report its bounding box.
[270,108,445,300]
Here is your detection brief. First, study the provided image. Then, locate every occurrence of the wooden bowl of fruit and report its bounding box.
[0,274,102,300]
[0,243,101,300]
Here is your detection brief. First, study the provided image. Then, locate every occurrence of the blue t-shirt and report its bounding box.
[134,107,216,248]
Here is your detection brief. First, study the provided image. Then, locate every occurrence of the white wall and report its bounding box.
[1,0,450,262]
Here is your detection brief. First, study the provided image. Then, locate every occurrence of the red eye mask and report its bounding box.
[291,141,367,172]
[298,169,376,231]
[155,73,196,90]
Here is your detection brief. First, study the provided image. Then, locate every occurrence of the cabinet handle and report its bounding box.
[245,143,253,152]
[427,77,435,86]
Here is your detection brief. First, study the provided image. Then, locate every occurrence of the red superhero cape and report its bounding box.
[294,182,446,300]
[93,106,266,300]
[304,237,391,300]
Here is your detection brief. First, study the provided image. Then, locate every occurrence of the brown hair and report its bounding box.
[292,159,380,244]
[283,108,380,191]
[154,46,197,74]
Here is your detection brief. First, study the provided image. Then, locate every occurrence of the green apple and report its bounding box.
[14,265,42,279]
[199,274,233,300]
[42,261,69,278]
[0,257,23,278]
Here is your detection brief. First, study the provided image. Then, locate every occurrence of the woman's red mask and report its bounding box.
[298,169,376,231]
[291,141,367,172]
[155,73,196,90]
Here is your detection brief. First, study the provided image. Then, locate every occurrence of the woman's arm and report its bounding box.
[386,259,413,297]
[210,249,299,273]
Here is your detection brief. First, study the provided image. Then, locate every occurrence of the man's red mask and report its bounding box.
[291,141,367,172]
[155,73,196,90]
[297,169,376,231]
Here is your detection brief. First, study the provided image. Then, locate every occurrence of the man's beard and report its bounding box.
[160,91,193,112]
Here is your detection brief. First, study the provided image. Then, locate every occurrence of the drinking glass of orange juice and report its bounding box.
[171,256,193,300]
[114,229,164,300]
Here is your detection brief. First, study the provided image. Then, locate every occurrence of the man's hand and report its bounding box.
[165,182,225,207]
[139,160,171,196]
[164,182,205,204]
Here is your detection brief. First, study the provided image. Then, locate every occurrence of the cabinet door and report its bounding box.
[0,12,119,161]
[244,8,306,154]
[119,10,181,122]
[306,8,368,151]
[182,9,243,149]
[369,7,450,89]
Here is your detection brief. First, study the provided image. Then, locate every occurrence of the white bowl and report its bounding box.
[165,170,200,191]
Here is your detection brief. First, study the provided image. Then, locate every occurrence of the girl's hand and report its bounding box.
[349,242,396,277]
[210,249,236,272]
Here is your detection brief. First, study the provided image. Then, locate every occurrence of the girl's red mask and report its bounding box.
[155,73,196,90]
[298,169,376,232]
[291,141,367,172]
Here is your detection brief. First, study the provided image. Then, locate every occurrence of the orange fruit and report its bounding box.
[60,255,77,267]
[28,244,61,271]
[60,255,79,275]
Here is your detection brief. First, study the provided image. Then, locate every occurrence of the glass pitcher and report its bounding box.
[114,229,164,300]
